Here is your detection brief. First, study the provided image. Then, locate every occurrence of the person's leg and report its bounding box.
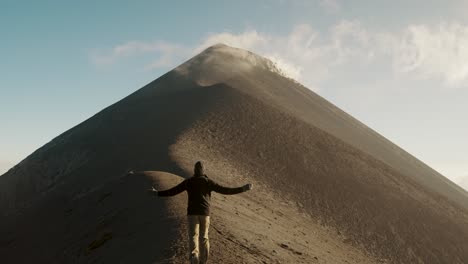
[187,215,200,264]
[198,215,210,264]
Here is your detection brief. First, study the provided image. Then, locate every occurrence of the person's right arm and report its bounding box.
[156,180,187,197]
[209,180,252,195]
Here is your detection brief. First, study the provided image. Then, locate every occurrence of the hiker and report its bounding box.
[145,161,252,264]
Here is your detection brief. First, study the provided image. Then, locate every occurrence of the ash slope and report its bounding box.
[1,44,467,263]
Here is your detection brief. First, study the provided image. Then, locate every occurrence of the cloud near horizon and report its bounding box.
[384,22,468,86]
[90,20,468,89]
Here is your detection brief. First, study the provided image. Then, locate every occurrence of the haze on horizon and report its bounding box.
[1,1,468,191]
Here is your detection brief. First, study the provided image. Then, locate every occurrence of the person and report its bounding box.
[145,161,252,264]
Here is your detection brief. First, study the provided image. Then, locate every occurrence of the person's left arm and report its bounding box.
[209,179,252,195]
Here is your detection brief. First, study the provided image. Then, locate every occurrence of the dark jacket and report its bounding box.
[158,174,246,215]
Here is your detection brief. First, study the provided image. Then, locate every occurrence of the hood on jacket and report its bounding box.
[194,161,204,176]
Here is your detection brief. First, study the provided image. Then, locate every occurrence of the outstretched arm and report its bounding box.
[147,186,158,195]
[127,170,144,175]
[210,180,253,195]
[157,180,187,197]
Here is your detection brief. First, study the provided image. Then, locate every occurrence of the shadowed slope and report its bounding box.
[1,44,467,263]
[0,74,222,216]
[0,77,239,263]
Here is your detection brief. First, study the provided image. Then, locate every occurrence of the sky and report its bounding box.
[1,0,467,190]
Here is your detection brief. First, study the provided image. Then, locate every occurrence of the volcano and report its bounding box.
[1,44,467,263]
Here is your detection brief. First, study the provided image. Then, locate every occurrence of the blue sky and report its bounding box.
[1,0,468,189]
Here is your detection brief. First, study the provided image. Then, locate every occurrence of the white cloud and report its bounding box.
[383,23,468,86]
[90,41,186,68]
[89,21,375,89]
[90,21,468,88]
[194,31,268,54]
[192,30,304,83]
[186,21,372,90]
